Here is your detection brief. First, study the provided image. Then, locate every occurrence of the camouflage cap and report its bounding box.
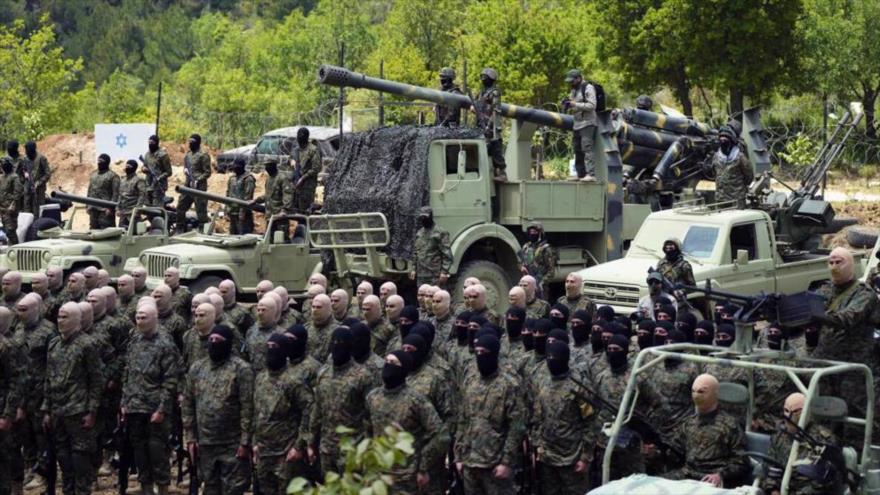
[564,69,582,82]
[663,237,682,250]
[480,68,498,80]
[718,125,737,140]
[439,67,455,79]
[526,221,543,231]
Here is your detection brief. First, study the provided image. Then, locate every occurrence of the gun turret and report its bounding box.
[174,185,266,213]
[50,191,117,210]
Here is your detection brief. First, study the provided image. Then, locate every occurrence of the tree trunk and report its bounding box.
[862,86,877,139]
[671,64,693,116]
[729,87,744,119]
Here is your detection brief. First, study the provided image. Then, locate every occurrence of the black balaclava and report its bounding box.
[6,139,19,158]
[480,74,493,88]
[663,240,681,262]
[266,333,288,371]
[804,324,820,348]
[411,322,436,351]
[468,315,488,349]
[676,313,697,342]
[297,127,309,149]
[454,311,472,346]
[548,328,569,345]
[766,322,785,351]
[285,324,308,361]
[654,320,675,347]
[527,227,540,243]
[342,317,360,327]
[657,304,676,322]
[475,334,500,377]
[24,141,36,160]
[399,305,420,339]
[546,341,571,378]
[606,333,629,371]
[522,318,536,351]
[1,158,11,175]
[350,322,372,361]
[637,319,656,350]
[383,350,412,390]
[716,323,735,348]
[533,318,552,356]
[570,309,591,346]
[265,161,278,177]
[591,320,609,354]
[403,333,428,370]
[694,320,715,345]
[330,326,354,367]
[481,322,502,340]
[233,157,246,176]
[664,328,686,367]
[208,324,234,363]
[98,153,111,172]
[721,304,737,324]
[189,134,201,153]
[125,159,138,176]
[148,134,159,153]
[419,209,434,229]
[549,303,570,330]
[505,306,526,341]
[719,136,733,155]
[597,305,615,322]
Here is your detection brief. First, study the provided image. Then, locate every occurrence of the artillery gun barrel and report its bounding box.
[618,122,683,151]
[623,108,711,136]
[51,191,117,210]
[651,138,689,181]
[619,141,665,170]
[318,64,574,130]
[174,185,266,213]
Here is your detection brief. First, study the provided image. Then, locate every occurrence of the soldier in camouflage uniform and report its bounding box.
[292,127,322,213]
[0,306,25,495]
[435,67,463,127]
[4,139,23,176]
[253,333,313,493]
[366,350,448,493]
[22,141,52,215]
[307,327,376,475]
[409,206,453,288]
[219,279,255,336]
[226,158,256,235]
[272,286,301,328]
[243,297,286,372]
[121,304,180,495]
[563,69,598,181]
[465,284,501,326]
[283,324,322,393]
[142,134,172,207]
[455,334,525,494]
[87,153,120,229]
[182,303,217,370]
[351,322,383,378]
[430,290,454,351]
[41,302,103,495]
[164,267,193,323]
[349,281,372,320]
[362,295,395,357]
[519,275,550,319]
[656,237,696,286]
[306,294,338,363]
[153,284,188,352]
[556,272,596,321]
[710,125,754,208]
[666,374,749,488]
[183,324,254,495]
[117,160,148,229]
[518,222,556,296]
[177,134,212,232]
[473,68,507,181]
[1,271,24,309]
[0,156,24,245]
[257,160,297,241]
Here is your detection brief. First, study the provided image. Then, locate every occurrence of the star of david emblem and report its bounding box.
[115,134,127,149]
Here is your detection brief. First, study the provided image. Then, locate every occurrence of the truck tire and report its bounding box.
[846,226,879,249]
[188,275,224,294]
[453,260,512,316]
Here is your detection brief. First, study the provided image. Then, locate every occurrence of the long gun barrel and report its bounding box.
[318,64,574,130]
[51,191,117,210]
[175,185,266,213]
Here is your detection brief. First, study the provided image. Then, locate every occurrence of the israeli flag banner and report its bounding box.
[95,123,156,163]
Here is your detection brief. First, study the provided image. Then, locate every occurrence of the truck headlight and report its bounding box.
[6,250,15,261]
[42,251,52,261]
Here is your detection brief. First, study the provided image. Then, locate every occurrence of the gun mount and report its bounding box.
[175,185,266,214]
[51,191,117,210]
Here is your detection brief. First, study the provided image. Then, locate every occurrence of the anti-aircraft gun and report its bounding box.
[175,185,266,214]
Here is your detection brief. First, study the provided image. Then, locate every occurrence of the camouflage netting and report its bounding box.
[324,125,483,259]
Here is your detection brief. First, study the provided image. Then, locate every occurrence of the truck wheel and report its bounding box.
[453,260,512,316]
[846,226,879,249]
[188,275,224,294]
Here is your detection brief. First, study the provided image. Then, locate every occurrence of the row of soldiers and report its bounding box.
[0,140,53,245]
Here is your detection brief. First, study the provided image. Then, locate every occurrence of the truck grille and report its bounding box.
[583,281,642,306]
[143,254,178,278]
[11,248,47,272]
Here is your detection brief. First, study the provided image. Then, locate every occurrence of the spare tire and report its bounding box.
[846,226,879,249]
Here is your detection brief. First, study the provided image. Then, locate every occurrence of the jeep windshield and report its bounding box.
[255,135,292,155]
[630,220,719,260]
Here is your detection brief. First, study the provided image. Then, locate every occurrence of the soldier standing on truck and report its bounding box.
[227,157,256,235]
[292,127,321,214]
[87,153,120,229]
[710,125,754,208]
[656,238,696,287]
[409,206,452,288]
[0,156,24,245]
[252,160,295,241]
[118,160,148,229]
[142,134,172,207]
[22,141,52,215]
[473,68,507,182]
[176,134,212,233]
[434,67,462,127]
[562,69,597,181]
[518,222,556,296]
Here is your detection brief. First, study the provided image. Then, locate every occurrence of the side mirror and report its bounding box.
[736,249,749,266]
[457,148,467,178]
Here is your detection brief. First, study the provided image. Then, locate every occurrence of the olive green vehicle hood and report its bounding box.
[139,241,257,264]
[9,236,121,256]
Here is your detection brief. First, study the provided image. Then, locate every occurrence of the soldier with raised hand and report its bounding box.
[22,140,52,215]
[0,305,25,495]
[219,279,254,336]
[518,223,556,297]
[142,134,172,207]
[183,324,254,495]
[656,237,696,287]
[409,206,452,288]
[1,270,24,309]
[253,333,313,494]
[330,288,350,323]
[121,303,180,495]
[164,267,193,322]
[361,294,394,357]
[291,127,322,213]
[435,67,463,127]
[0,155,24,245]
[87,153,120,229]
[42,302,103,495]
[710,125,754,208]
[305,294,338,363]
[117,159,147,228]
[226,157,256,235]
[177,133,212,232]
[243,296,285,372]
[182,303,217,370]
[556,272,596,319]
[456,333,525,494]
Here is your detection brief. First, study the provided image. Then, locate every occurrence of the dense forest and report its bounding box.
[0,0,878,153]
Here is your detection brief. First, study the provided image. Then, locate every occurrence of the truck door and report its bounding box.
[260,218,311,288]
[428,140,492,241]
[716,220,776,296]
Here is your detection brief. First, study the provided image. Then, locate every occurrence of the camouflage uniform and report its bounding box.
[226,172,256,235]
[21,151,52,215]
[0,327,25,495]
[471,305,502,327]
[292,143,321,213]
[42,331,104,495]
[456,368,525,494]
[368,318,396,357]
[474,84,506,171]
[645,361,699,473]
[11,319,55,474]
[555,294,597,321]
[412,222,453,286]
[655,249,696,287]
[143,148,172,207]
[284,355,322,393]
[158,308,188,352]
[263,170,296,217]
[224,302,255,337]
[435,83,463,127]
[87,168,120,229]
[170,285,193,323]
[355,351,384,380]
[182,355,254,495]
[665,409,749,487]
[308,360,375,474]
[406,361,454,493]
[306,319,339,364]
[761,422,841,495]
[430,312,454,356]
[243,323,285,372]
[177,149,212,229]
[365,385,448,493]
[712,146,754,208]
[121,331,180,488]
[277,306,302,329]
[518,239,556,293]
[182,328,243,371]
[253,365,313,493]
[0,170,24,245]
[700,362,767,429]
[525,298,551,320]
[118,173,148,227]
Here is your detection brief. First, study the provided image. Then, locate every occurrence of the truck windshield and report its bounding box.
[682,226,719,258]
[630,220,719,260]
[255,136,283,154]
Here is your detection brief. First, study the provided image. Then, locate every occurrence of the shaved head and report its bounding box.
[256,296,279,327]
[58,302,82,338]
[271,286,289,308]
[67,273,85,296]
[194,303,216,334]
[307,284,326,298]
[208,294,224,320]
[136,304,158,335]
[463,277,481,287]
[379,282,397,302]
[16,294,40,325]
[151,284,173,313]
[385,294,404,321]
[330,289,349,319]
[131,267,147,290]
[101,286,118,313]
[78,301,93,331]
[519,275,538,300]
[191,293,209,316]
[356,281,373,301]
[256,280,275,300]
[87,288,107,319]
[311,294,332,324]
[432,289,451,318]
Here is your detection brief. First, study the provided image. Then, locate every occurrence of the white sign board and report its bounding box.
[95,123,156,163]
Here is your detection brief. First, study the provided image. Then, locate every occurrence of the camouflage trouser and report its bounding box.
[53,412,98,495]
[18,398,49,474]
[319,449,343,478]
[0,428,12,495]
[540,463,590,495]
[255,454,293,495]
[228,210,254,235]
[88,208,116,230]
[573,126,595,177]
[176,181,209,231]
[148,186,166,208]
[198,443,251,495]
[486,139,506,170]
[417,273,445,289]
[2,211,18,245]
[127,413,172,486]
[462,466,515,495]
[29,185,46,215]
[295,186,316,213]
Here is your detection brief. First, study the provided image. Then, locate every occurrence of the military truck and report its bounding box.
[4,192,172,282]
